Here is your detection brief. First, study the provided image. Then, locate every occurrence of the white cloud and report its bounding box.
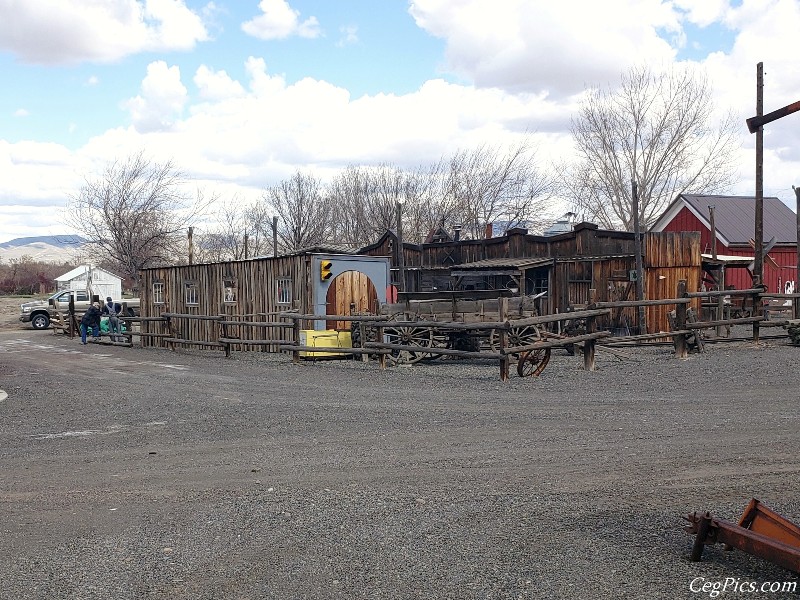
[337,25,359,47]
[14,108,29,117]
[0,0,210,64]
[674,0,732,27]
[193,65,246,100]
[86,75,100,86]
[123,61,188,133]
[4,0,800,242]
[409,0,680,98]
[242,0,321,40]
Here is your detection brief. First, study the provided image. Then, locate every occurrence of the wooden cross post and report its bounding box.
[292,318,301,364]
[584,289,597,371]
[675,280,688,359]
[499,297,509,381]
[377,325,386,370]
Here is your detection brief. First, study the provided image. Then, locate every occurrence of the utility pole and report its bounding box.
[709,205,725,337]
[754,62,764,289]
[188,226,194,265]
[272,216,278,258]
[632,180,646,333]
[396,200,406,292]
[243,233,249,260]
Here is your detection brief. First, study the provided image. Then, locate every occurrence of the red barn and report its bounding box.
[651,193,797,293]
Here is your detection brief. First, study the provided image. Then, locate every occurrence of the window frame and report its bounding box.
[152,281,165,305]
[222,277,238,304]
[276,277,292,306]
[184,280,199,307]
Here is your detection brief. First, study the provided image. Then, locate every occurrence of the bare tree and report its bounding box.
[565,65,739,231]
[265,172,332,252]
[198,197,275,262]
[68,152,210,288]
[440,140,554,238]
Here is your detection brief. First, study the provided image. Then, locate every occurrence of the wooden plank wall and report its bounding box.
[644,232,702,332]
[139,255,307,348]
[326,270,378,330]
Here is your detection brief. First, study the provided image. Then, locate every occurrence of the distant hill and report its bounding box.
[0,235,87,263]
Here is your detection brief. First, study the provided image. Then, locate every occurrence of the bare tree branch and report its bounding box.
[563,65,739,230]
[68,152,212,289]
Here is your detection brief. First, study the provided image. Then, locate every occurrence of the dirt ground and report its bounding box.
[1,316,799,599]
[0,295,36,329]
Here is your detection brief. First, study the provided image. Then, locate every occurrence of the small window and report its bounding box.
[223,277,238,304]
[184,281,199,306]
[153,282,165,305]
[276,277,292,305]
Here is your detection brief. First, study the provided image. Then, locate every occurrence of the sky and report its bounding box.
[1,0,799,244]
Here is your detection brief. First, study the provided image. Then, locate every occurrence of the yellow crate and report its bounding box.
[299,330,352,358]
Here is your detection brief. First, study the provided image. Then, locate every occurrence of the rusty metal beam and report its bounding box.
[685,499,800,574]
[747,99,800,133]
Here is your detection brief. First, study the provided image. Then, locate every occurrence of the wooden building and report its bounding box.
[138,251,390,347]
[651,194,798,293]
[360,223,701,333]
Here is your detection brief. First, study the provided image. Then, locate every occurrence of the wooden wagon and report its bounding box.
[368,290,552,376]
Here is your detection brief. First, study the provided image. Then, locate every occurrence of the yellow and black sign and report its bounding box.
[320,259,333,281]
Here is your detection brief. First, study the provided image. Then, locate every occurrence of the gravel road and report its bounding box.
[1,326,799,599]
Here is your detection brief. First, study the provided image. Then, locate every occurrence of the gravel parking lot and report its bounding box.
[1,324,799,599]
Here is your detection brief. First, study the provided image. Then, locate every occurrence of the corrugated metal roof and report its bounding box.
[681,194,796,244]
[452,257,554,270]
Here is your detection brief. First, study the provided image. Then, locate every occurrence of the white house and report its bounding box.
[55,265,122,301]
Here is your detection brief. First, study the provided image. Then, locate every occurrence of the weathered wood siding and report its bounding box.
[139,255,308,348]
[644,232,702,332]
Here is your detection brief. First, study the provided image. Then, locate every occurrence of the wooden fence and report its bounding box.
[79,280,799,381]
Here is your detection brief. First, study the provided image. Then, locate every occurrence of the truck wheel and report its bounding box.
[31,313,51,330]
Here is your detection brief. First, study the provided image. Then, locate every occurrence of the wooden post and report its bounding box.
[221,315,231,358]
[754,62,764,288]
[166,315,175,352]
[188,226,194,265]
[499,297,509,381]
[396,201,406,292]
[632,181,646,333]
[292,318,301,364]
[377,325,386,370]
[709,205,725,338]
[752,288,761,344]
[272,216,279,257]
[795,185,800,319]
[243,234,249,260]
[68,294,76,338]
[584,289,597,371]
[675,280,688,359]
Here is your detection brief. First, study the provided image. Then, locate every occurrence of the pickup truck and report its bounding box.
[20,290,140,330]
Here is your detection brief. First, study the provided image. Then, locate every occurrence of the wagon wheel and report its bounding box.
[517,348,551,377]
[423,327,451,360]
[383,324,435,364]
[490,324,544,360]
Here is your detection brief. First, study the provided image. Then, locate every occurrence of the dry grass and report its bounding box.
[0,295,38,329]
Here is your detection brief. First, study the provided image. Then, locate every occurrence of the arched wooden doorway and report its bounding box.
[325,270,379,330]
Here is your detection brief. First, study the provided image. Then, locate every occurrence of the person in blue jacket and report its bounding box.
[80,302,102,344]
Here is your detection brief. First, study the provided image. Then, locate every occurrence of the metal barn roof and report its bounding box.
[652,193,797,245]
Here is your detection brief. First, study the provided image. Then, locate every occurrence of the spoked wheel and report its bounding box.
[517,348,551,377]
[424,328,450,360]
[490,324,545,361]
[384,325,434,365]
